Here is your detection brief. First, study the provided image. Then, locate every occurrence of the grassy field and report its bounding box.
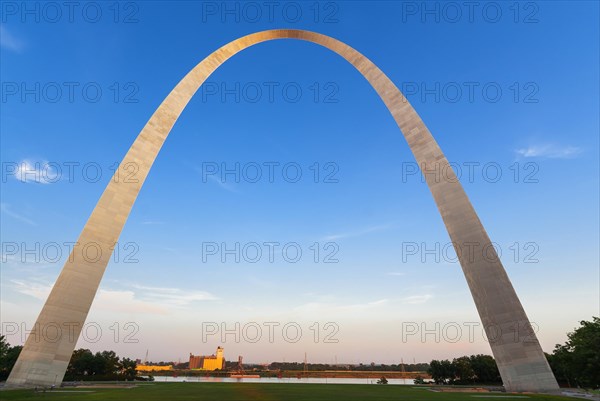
[0,383,576,401]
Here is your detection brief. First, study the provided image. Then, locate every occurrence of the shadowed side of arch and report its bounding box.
[7,29,558,392]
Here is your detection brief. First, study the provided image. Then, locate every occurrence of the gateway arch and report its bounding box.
[6,30,559,391]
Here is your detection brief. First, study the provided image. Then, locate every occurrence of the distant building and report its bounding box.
[136,364,173,372]
[189,346,225,370]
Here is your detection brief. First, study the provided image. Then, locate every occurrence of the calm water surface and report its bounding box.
[146,376,415,385]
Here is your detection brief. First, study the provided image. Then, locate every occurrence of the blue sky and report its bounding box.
[1,1,598,365]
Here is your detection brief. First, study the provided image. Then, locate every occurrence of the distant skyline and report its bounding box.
[1,1,599,364]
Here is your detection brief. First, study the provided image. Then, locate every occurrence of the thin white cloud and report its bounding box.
[293,298,389,315]
[141,220,164,225]
[0,203,36,226]
[10,280,49,300]
[1,253,54,270]
[321,224,392,241]
[401,294,433,304]
[193,165,238,193]
[129,284,219,306]
[246,276,275,289]
[205,173,238,193]
[10,280,170,315]
[515,144,582,159]
[0,25,25,52]
[95,289,169,315]
[11,160,59,184]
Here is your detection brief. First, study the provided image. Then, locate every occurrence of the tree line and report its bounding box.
[0,337,139,382]
[427,354,501,384]
[64,348,138,381]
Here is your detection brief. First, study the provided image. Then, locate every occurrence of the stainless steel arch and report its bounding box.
[7,29,558,392]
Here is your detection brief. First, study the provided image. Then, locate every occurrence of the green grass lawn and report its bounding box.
[0,383,575,401]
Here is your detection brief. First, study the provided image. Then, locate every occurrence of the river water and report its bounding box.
[145,376,416,385]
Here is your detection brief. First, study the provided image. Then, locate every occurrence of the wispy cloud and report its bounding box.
[206,174,238,192]
[10,160,59,184]
[194,166,238,193]
[141,220,164,225]
[401,294,433,304]
[10,280,49,300]
[0,203,36,226]
[129,284,219,306]
[0,25,25,52]
[95,289,170,315]
[293,298,389,315]
[11,280,170,315]
[321,223,392,241]
[1,253,54,271]
[10,280,217,314]
[515,144,582,159]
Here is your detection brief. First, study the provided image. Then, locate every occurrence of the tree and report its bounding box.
[0,335,10,380]
[0,336,22,380]
[428,360,443,384]
[452,356,474,384]
[66,349,95,377]
[566,317,600,387]
[97,350,120,377]
[548,317,600,388]
[428,359,454,384]
[0,335,9,359]
[120,358,137,381]
[547,347,573,387]
[469,354,501,384]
